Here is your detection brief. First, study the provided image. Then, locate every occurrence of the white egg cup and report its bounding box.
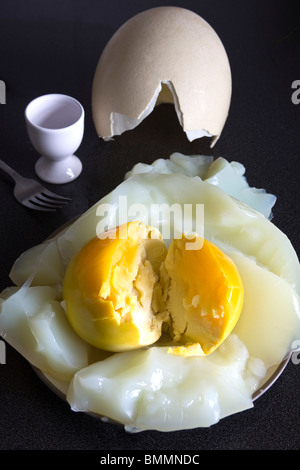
[25,94,84,184]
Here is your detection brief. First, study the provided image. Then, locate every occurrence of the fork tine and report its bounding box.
[22,199,56,212]
[41,189,72,202]
[35,194,67,206]
[31,196,63,209]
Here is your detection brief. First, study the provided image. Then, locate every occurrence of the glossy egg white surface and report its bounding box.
[68,335,265,432]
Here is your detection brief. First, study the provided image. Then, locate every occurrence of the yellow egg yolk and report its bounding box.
[63,222,244,355]
[63,221,167,351]
[163,234,244,355]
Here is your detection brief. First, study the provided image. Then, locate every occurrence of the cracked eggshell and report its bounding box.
[92,7,232,146]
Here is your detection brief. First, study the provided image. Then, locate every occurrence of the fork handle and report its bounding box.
[0,159,23,183]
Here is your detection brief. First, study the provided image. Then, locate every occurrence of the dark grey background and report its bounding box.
[0,0,299,451]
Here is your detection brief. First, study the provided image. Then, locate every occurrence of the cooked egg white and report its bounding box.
[67,335,265,432]
[0,284,93,382]
[1,154,299,431]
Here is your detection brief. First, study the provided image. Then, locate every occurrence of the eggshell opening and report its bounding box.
[92,7,232,146]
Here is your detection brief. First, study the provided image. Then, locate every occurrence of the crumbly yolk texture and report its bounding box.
[63,222,244,355]
[163,234,244,355]
[63,221,167,351]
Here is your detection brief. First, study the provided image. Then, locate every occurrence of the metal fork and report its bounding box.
[0,159,71,211]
